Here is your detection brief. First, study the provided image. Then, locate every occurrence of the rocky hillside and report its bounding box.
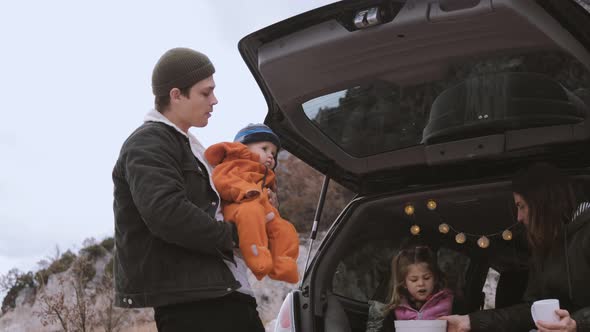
[0,235,322,332]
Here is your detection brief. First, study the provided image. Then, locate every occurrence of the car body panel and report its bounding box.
[239,0,590,194]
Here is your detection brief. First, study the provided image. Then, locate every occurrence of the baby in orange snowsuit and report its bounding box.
[204,124,299,283]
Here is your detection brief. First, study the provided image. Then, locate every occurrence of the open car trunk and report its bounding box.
[237,1,590,331]
[306,174,590,332]
[239,0,590,195]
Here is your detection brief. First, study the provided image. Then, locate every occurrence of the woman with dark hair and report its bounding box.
[441,162,590,332]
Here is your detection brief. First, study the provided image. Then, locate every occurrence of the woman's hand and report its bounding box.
[438,315,471,332]
[536,309,576,332]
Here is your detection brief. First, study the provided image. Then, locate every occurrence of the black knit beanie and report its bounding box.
[151,47,215,96]
[234,123,281,151]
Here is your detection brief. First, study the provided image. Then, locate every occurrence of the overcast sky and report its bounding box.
[0,0,337,285]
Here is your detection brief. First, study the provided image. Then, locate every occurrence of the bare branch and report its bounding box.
[0,268,21,292]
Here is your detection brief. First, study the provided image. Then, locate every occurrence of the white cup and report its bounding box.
[531,299,560,323]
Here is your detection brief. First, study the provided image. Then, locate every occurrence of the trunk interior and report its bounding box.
[304,173,590,332]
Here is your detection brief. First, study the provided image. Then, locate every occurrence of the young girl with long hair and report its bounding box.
[380,245,453,331]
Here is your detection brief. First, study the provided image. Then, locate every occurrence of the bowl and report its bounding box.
[394,320,447,332]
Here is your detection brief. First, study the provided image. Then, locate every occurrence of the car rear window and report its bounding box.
[332,238,470,304]
[302,51,590,157]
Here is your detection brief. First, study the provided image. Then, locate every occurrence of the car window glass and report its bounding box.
[331,237,470,303]
[332,239,397,302]
[302,51,590,157]
[437,247,471,302]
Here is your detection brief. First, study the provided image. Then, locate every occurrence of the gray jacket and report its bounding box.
[112,119,240,308]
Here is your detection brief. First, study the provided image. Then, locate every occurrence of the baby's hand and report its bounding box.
[267,188,278,208]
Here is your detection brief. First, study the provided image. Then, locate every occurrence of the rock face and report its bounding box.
[0,236,319,332]
[0,253,153,332]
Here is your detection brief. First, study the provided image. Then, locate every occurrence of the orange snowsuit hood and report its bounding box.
[205,142,276,202]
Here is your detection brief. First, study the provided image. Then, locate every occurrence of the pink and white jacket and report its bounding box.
[394,288,453,320]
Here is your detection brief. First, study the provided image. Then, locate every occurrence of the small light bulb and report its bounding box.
[502,230,513,241]
[477,236,490,248]
[455,233,466,244]
[427,199,437,210]
[438,223,450,234]
[404,204,415,216]
[410,224,421,235]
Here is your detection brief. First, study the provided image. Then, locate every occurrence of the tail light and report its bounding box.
[275,292,296,332]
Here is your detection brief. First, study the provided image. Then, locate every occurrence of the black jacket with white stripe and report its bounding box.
[470,202,590,332]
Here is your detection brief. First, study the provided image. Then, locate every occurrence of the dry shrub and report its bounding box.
[275,151,354,234]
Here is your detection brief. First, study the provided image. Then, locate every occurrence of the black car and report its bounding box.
[238,1,590,331]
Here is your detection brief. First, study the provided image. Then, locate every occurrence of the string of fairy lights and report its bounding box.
[403,199,519,248]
